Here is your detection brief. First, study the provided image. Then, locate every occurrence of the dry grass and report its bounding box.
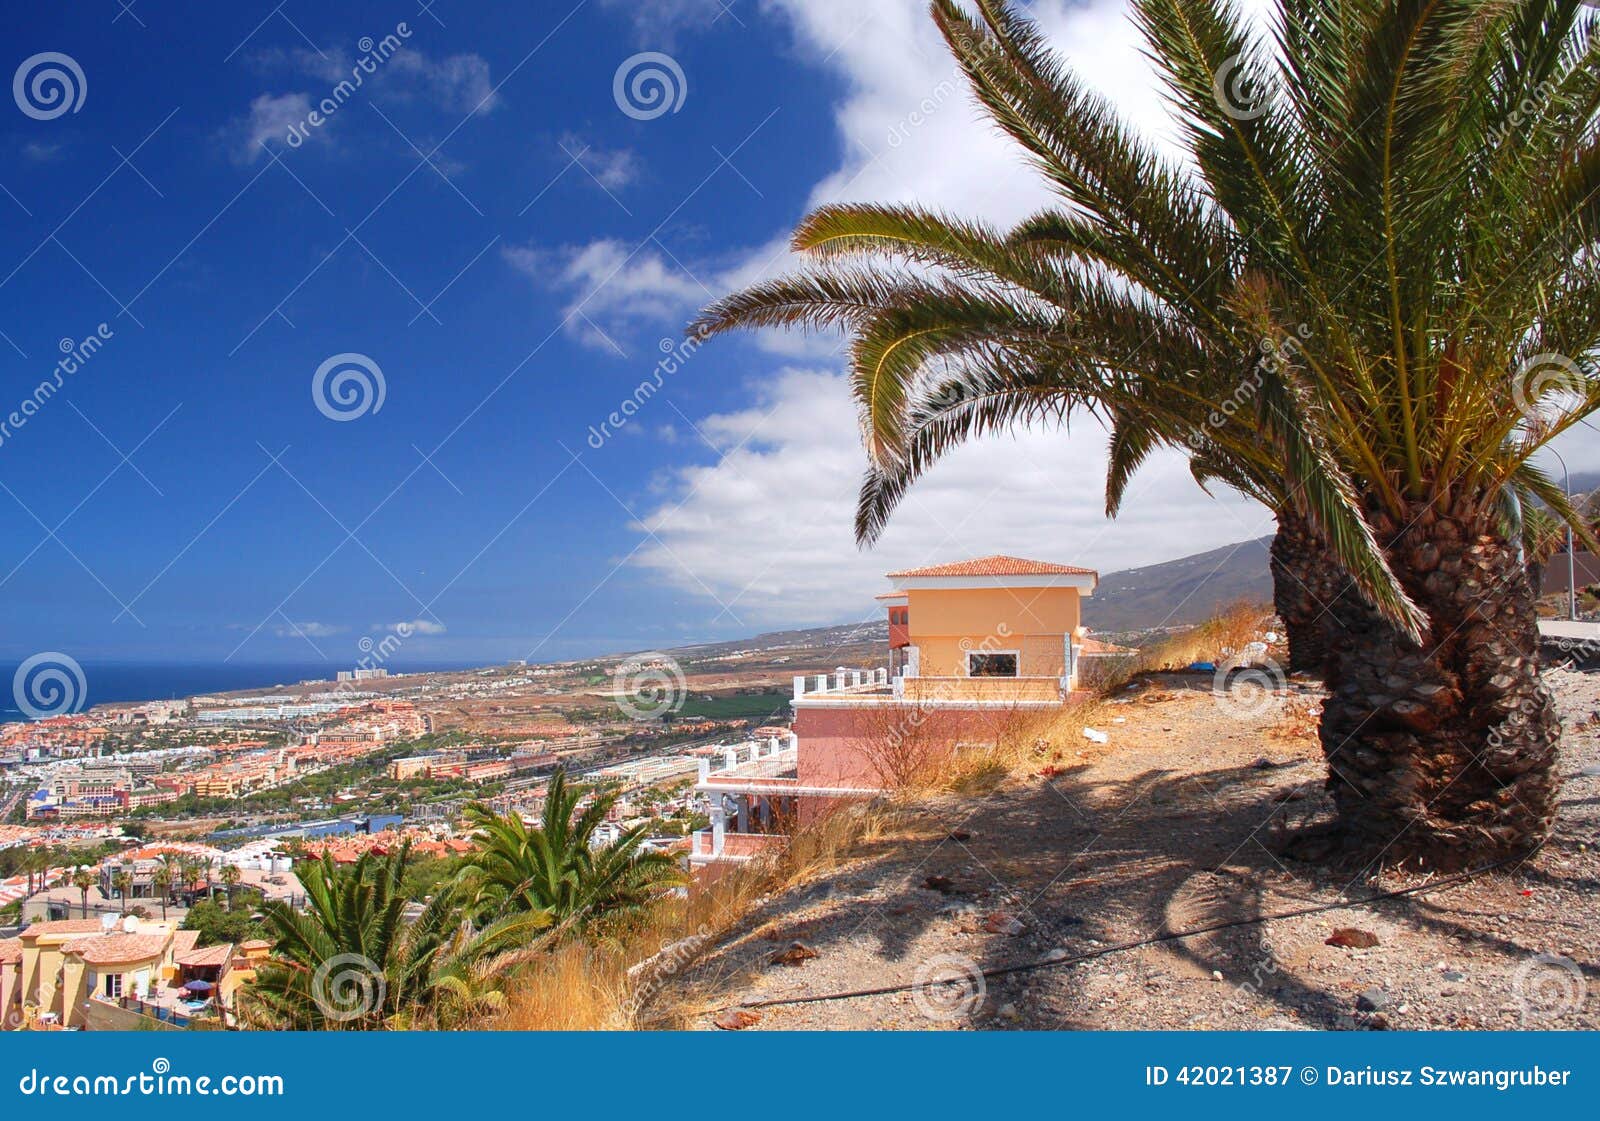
[1266,694,1322,744]
[490,803,902,1030]
[1136,600,1273,673]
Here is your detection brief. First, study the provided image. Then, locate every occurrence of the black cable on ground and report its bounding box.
[733,846,1538,1012]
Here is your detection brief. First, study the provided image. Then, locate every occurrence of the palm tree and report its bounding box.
[195,856,214,902]
[219,864,241,909]
[455,770,686,938]
[694,1,1600,867]
[111,867,133,905]
[71,866,95,919]
[151,862,172,920]
[241,846,546,1030]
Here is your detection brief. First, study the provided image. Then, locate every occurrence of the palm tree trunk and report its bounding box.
[1315,502,1561,870]
[1270,510,1351,677]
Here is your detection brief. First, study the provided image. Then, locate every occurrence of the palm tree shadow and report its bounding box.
[673,751,1587,1030]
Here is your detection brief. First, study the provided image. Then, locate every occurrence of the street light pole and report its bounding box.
[1548,448,1579,621]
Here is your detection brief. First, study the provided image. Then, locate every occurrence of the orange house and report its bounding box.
[690,555,1097,877]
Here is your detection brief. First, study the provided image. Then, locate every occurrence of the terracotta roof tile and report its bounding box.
[888,555,1096,578]
[20,918,106,939]
[176,942,234,968]
[63,932,171,966]
[0,938,21,964]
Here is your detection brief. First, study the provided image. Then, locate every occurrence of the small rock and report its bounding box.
[983,911,1026,936]
[770,941,819,967]
[922,874,959,894]
[1441,970,1465,982]
[997,1002,1020,1021]
[1325,927,1380,949]
[1211,970,1225,982]
[714,1009,761,1030]
[1356,988,1389,1012]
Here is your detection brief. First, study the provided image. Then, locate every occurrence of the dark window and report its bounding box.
[968,653,1018,677]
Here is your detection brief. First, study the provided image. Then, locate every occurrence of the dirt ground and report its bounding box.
[668,669,1600,1031]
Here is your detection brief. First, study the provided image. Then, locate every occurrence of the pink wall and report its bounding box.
[793,703,1021,791]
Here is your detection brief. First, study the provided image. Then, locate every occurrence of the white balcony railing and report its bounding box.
[791,667,890,700]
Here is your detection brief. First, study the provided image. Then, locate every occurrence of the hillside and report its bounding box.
[1083,537,1273,634]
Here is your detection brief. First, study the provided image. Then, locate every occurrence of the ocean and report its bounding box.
[0,660,481,721]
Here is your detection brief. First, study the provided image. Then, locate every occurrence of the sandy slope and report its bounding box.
[669,670,1599,1031]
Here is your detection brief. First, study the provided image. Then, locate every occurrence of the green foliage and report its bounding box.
[240,845,547,1030]
[454,770,687,941]
[182,895,267,947]
[237,772,685,1029]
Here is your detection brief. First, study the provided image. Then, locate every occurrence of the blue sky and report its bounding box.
[5,1,1590,671]
[1,1,854,665]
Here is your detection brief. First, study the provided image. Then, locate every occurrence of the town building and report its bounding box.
[690,556,1098,877]
[3,913,272,1030]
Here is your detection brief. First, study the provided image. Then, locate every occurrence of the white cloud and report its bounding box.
[633,369,1272,624]
[559,133,639,191]
[224,46,500,164]
[226,93,315,164]
[384,50,500,115]
[254,45,501,115]
[622,1,1282,624]
[502,239,710,351]
[21,140,62,163]
[270,620,346,639]
[598,0,730,44]
[387,619,447,635]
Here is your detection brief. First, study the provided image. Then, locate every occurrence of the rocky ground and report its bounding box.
[666,670,1600,1031]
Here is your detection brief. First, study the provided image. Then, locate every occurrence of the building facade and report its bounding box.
[690,555,1097,877]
